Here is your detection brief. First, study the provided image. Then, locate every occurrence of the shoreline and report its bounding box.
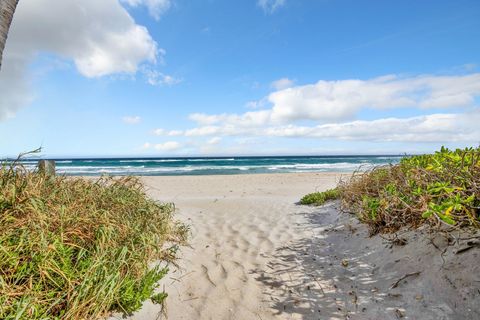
[18,155,400,176]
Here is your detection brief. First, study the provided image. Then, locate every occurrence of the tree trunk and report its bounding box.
[0,0,19,70]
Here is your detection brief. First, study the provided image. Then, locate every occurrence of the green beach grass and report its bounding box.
[0,160,188,319]
[300,188,339,206]
[301,147,480,235]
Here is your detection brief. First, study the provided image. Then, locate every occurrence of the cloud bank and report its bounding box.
[186,73,480,126]
[152,111,480,143]
[152,73,480,144]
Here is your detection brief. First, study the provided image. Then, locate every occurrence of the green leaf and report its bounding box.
[422,210,433,218]
[437,213,456,225]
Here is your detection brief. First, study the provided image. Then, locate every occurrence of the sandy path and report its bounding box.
[115,173,342,320]
[108,172,480,320]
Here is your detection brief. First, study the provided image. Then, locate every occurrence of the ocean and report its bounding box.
[16,155,403,176]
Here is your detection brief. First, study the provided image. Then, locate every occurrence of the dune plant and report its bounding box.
[300,188,339,206]
[302,147,480,235]
[0,159,188,319]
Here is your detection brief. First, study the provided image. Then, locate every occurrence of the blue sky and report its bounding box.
[1,0,480,157]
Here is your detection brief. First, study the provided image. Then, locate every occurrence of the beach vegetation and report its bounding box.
[0,158,188,319]
[300,188,340,206]
[302,147,480,235]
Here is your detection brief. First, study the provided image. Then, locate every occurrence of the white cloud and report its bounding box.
[154,141,181,151]
[0,58,33,119]
[207,137,221,145]
[257,0,286,13]
[266,73,480,123]
[152,128,184,136]
[143,140,182,152]
[122,115,141,124]
[11,0,158,77]
[0,0,162,120]
[184,73,480,127]
[148,73,480,145]
[167,130,183,136]
[189,110,272,127]
[121,0,171,20]
[152,128,165,135]
[144,68,181,86]
[263,111,480,143]
[185,126,222,137]
[245,97,268,109]
[245,101,260,109]
[271,77,294,90]
[151,110,480,143]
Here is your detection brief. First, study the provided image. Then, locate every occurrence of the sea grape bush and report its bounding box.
[302,147,480,235]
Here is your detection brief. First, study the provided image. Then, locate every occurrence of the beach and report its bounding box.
[109,172,479,320]
[111,172,342,319]
[3,1,479,319]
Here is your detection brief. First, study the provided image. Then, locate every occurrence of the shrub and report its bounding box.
[0,161,188,319]
[300,188,339,206]
[302,147,480,235]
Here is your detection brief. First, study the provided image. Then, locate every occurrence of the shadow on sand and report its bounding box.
[250,202,480,320]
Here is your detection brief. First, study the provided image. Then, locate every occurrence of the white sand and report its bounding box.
[109,173,480,320]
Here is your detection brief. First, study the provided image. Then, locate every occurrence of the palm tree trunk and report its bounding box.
[0,0,19,70]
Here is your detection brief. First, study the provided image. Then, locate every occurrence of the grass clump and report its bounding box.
[302,147,480,235]
[0,160,188,319]
[300,188,340,206]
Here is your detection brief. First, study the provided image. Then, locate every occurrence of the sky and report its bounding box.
[1,0,480,157]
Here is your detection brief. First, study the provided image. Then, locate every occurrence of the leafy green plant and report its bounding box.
[301,147,480,235]
[300,188,339,206]
[361,196,381,222]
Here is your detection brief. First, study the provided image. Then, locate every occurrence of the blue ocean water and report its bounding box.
[17,155,403,176]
